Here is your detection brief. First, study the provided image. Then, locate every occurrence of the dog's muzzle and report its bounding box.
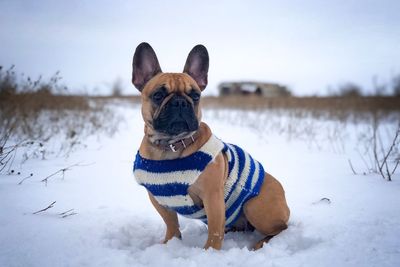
[153,95,199,135]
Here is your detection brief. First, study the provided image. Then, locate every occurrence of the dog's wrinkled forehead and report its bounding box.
[142,73,201,96]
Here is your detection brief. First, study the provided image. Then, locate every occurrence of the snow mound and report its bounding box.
[1,106,399,267]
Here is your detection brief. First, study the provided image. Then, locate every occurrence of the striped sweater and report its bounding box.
[133,135,265,228]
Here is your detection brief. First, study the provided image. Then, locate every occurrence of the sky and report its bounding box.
[1,0,400,96]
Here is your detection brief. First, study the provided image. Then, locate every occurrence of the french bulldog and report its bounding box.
[132,42,290,250]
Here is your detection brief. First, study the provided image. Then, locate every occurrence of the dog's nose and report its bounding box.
[170,96,189,108]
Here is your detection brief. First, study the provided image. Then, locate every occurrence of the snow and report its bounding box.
[1,105,399,267]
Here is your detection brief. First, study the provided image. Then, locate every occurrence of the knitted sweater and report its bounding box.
[133,135,265,228]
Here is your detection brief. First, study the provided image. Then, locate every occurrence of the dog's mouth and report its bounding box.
[153,114,198,135]
[152,95,199,136]
[170,121,189,134]
[168,119,198,135]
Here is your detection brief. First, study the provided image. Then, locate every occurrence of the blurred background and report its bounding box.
[1,0,400,96]
[1,0,399,181]
[1,2,400,265]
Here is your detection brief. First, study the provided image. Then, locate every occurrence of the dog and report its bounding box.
[132,42,290,250]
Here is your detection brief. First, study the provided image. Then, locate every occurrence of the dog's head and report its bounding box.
[132,43,209,143]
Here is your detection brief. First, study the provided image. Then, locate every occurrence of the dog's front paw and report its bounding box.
[204,242,222,250]
[204,234,223,250]
[163,229,182,244]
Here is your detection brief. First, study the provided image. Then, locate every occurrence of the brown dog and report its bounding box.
[132,42,290,250]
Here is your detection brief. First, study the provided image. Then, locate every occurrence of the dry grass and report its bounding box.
[105,94,400,118]
[202,96,400,118]
[0,66,120,173]
[106,94,400,180]
[202,97,400,181]
[2,64,398,179]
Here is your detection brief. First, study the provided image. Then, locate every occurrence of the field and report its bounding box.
[1,93,400,267]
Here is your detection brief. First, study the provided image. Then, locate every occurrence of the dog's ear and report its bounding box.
[183,45,209,90]
[132,42,162,91]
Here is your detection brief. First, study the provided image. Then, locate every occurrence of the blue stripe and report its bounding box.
[225,158,256,222]
[225,188,252,227]
[226,190,251,227]
[226,145,235,177]
[133,139,266,228]
[173,205,202,215]
[134,151,212,173]
[244,158,256,191]
[143,183,188,197]
[222,143,229,153]
[253,163,265,197]
[244,156,256,191]
[224,145,238,201]
[224,145,246,202]
[235,145,247,179]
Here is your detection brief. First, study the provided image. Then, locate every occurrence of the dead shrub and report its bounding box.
[0,66,120,173]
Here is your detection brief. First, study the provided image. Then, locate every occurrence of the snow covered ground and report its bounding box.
[1,104,399,267]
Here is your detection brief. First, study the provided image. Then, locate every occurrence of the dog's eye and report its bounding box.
[151,88,167,104]
[189,90,201,102]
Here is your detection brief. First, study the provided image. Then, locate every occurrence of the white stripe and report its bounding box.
[251,161,261,189]
[155,194,195,208]
[225,158,262,226]
[223,144,239,199]
[199,135,224,158]
[225,147,252,209]
[134,134,267,226]
[134,169,202,185]
[226,193,249,225]
[134,135,224,187]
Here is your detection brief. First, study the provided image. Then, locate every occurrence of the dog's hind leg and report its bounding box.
[252,224,288,250]
[243,173,290,250]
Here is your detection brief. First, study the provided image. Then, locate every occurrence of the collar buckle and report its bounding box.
[169,143,177,152]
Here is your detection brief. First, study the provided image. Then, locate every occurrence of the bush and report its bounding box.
[0,66,119,173]
[392,75,400,97]
[337,83,363,98]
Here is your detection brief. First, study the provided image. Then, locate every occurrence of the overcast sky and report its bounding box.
[1,0,399,95]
